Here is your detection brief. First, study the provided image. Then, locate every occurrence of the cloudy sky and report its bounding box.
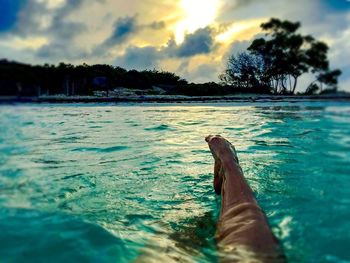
[0,0,350,90]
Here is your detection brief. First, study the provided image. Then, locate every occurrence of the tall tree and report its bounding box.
[220,52,271,93]
[222,18,342,94]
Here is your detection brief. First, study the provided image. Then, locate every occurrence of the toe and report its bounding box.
[205,135,214,142]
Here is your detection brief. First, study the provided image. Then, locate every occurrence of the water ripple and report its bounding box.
[0,103,349,263]
[71,145,129,152]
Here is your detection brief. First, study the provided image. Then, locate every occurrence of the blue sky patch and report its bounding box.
[0,0,24,32]
[321,0,350,11]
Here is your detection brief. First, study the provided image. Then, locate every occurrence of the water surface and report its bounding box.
[0,102,349,262]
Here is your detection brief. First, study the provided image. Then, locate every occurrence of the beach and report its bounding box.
[1,94,350,104]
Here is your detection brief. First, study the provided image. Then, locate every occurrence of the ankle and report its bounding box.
[222,157,240,172]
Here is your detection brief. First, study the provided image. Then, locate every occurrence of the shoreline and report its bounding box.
[1,94,350,104]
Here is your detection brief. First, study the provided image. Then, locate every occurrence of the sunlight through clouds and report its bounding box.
[36,0,66,9]
[0,0,349,89]
[0,34,48,50]
[216,19,265,43]
[174,0,220,43]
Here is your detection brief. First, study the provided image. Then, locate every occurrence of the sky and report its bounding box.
[0,0,350,91]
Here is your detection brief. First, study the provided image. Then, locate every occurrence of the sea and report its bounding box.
[0,102,349,262]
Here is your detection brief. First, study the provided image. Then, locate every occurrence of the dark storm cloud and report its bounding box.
[114,27,217,71]
[101,16,165,48]
[94,16,166,57]
[104,16,137,47]
[176,27,214,57]
[98,21,214,59]
[165,27,216,58]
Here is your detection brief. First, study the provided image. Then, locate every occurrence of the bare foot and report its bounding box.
[205,135,284,261]
[205,135,238,159]
[205,135,238,195]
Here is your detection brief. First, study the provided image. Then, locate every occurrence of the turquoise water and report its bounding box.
[0,103,349,262]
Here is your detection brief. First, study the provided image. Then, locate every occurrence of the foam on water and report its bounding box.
[0,102,349,262]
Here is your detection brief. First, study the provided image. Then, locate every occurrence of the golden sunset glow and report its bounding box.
[174,0,220,43]
[1,37,48,50]
[1,0,347,87]
[37,0,66,9]
[216,19,265,43]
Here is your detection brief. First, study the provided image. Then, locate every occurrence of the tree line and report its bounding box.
[0,18,342,97]
[220,18,341,95]
[0,60,188,96]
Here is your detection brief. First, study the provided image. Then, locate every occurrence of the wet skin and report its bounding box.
[206,135,285,262]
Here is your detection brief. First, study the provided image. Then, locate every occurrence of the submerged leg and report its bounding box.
[205,135,285,262]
